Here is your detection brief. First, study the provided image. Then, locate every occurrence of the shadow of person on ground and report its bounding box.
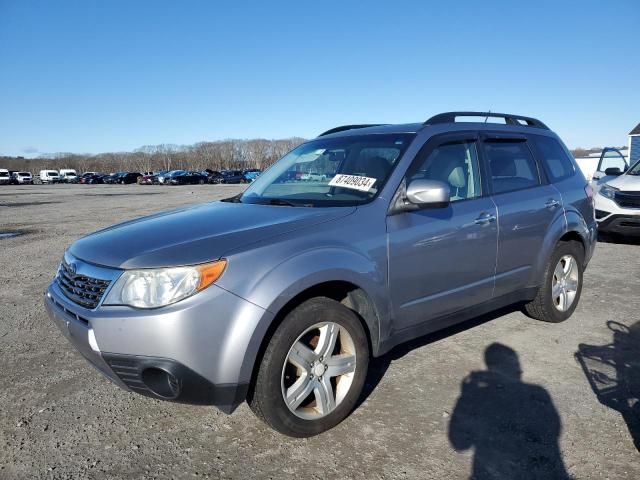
[576,320,640,451]
[448,343,570,479]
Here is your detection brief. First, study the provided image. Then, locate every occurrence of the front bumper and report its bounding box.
[45,278,271,413]
[594,194,640,235]
[597,214,640,235]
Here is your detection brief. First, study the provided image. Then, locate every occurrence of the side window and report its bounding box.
[409,140,481,202]
[530,135,575,182]
[484,141,540,194]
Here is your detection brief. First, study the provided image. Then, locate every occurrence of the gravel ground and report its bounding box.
[1,184,639,480]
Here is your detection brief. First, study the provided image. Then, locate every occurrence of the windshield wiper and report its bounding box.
[265,198,307,207]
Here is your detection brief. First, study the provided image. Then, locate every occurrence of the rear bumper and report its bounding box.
[45,278,271,413]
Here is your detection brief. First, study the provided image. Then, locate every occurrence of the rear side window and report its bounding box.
[529,135,575,182]
[484,141,540,194]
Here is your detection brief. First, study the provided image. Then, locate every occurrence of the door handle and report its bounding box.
[474,212,497,225]
[545,199,561,209]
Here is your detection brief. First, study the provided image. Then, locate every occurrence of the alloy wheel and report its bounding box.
[281,322,357,420]
[552,255,579,312]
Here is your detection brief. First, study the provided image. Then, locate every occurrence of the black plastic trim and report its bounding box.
[318,124,386,137]
[597,214,640,234]
[101,353,249,414]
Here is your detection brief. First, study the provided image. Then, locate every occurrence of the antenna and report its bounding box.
[484,110,491,123]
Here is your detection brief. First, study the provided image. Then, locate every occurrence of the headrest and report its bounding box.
[448,166,466,188]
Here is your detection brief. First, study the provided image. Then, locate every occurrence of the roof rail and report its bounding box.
[424,112,549,130]
[318,124,386,137]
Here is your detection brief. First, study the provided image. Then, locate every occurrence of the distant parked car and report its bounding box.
[242,169,262,182]
[138,173,156,185]
[59,169,78,183]
[84,174,106,184]
[220,169,244,184]
[300,171,327,182]
[157,170,183,184]
[13,171,33,184]
[39,170,60,184]
[79,172,96,184]
[169,171,207,185]
[104,172,141,184]
[205,170,225,184]
[102,173,119,184]
[0,168,10,185]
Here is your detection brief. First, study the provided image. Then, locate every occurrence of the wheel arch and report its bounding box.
[243,279,383,398]
[532,211,591,287]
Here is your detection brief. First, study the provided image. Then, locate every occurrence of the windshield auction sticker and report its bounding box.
[328,174,377,192]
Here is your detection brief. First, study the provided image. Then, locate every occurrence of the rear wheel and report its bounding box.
[248,297,369,437]
[523,241,584,323]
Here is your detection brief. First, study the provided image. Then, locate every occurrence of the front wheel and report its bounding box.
[523,241,584,323]
[248,297,369,437]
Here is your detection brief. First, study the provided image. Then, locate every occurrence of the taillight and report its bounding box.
[585,184,595,220]
[585,184,594,205]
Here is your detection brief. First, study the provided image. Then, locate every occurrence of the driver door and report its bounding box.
[592,148,628,183]
[386,133,498,331]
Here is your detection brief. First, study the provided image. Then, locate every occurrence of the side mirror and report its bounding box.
[406,179,450,208]
[604,167,623,176]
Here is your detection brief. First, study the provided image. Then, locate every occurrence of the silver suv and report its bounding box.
[45,112,597,437]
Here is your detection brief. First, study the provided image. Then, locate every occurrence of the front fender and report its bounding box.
[226,247,389,384]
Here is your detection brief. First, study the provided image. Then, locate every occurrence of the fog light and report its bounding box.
[141,368,181,399]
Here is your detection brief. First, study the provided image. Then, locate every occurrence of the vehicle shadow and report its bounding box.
[597,232,640,246]
[576,320,640,451]
[448,343,570,479]
[358,305,522,407]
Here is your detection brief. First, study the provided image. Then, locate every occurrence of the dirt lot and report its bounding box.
[1,184,639,479]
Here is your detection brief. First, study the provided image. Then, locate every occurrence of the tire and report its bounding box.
[248,297,369,437]
[523,240,584,323]
[199,179,205,185]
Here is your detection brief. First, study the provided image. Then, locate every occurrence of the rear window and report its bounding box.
[529,135,575,182]
[484,141,541,194]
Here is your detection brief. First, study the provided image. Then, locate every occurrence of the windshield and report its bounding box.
[627,159,640,175]
[240,133,415,206]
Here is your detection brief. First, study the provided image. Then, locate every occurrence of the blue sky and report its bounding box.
[1,0,638,157]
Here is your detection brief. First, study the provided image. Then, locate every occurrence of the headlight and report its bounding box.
[599,184,618,200]
[103,260,226,308]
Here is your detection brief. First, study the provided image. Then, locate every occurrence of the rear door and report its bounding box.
[481,134,564,297]
[387,132,498,330]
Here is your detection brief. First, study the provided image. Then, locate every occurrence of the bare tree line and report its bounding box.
[0,138,306,174]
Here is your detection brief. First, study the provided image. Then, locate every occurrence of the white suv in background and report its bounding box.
[39,170,60,184]
[0,169,9,185]
[14,171,33,184]
[594,156,640,236]
[59,169,78,183]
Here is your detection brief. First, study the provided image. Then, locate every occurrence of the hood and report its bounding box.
[605,174,640,191]
[70,201,354,269]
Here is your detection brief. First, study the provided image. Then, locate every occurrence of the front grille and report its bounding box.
[56,260,111,309]
[614,191,640,209]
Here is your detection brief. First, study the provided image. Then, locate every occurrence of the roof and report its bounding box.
[629,123,640,135]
